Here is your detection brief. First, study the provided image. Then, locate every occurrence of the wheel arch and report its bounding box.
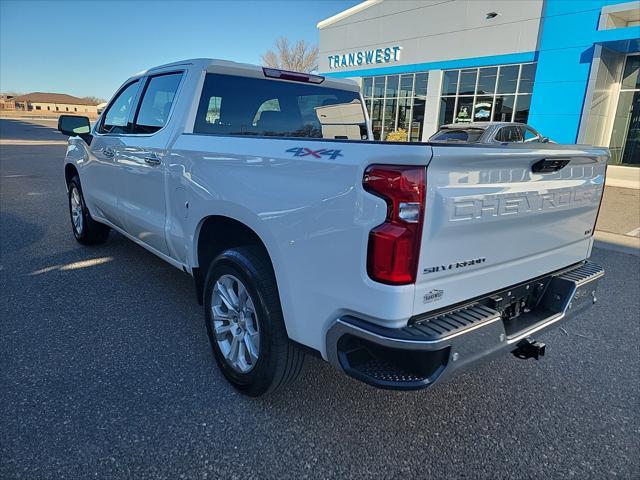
[64,163,79,188]
[192,215,278,307]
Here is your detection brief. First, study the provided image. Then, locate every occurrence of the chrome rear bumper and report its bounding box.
[326,261,604,390]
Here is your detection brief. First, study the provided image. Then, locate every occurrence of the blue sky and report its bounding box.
[0,0,359,100]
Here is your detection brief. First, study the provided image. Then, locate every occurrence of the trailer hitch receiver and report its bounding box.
[512,338,546,360]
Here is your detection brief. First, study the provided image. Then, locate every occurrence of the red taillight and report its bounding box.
[363,165,426,285]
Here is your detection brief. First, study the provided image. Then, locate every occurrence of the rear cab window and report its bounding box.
[194,74,367,140]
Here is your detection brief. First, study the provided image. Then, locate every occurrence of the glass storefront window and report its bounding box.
[415,73,428,98]
[622,55,640,89]
[439,97,456,126]
[610,55,640,166]
[383,98,398,135]
[397,97,412,130]
[514,95,532,123]
[620,91,639,165]
[473,96,493,121]
[399,74,414,97]
[411,99,425,141]
[518,63,537,94]
[442,70,459,95]
[371,98,383,139]
[455,97,474,123]
[362,71,429,141]
[459,69,477,95]
[362,77,373,98]
[439,63,536,126]
[364,97,372,115]
[494,95,516,122]
[385,75,399,97]
[477,67,497,95]
[497,65,519,94]
[373,77,385,98]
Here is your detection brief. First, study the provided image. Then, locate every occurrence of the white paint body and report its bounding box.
[64,59,607,359]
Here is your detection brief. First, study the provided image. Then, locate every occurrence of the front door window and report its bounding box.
[98,80,140,134]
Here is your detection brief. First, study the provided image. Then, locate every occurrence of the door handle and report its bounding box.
[102,147,115,158]
[143,153,161,166]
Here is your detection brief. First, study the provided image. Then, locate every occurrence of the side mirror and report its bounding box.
[541,136,550,143]
[58,115,92,144]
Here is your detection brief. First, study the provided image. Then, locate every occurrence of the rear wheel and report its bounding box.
[68,176,110,245]
[204,247,305,396]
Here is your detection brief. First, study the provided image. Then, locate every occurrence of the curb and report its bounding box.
[593,231,640,256]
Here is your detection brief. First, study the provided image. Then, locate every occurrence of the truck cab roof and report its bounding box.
[133,58,360,92]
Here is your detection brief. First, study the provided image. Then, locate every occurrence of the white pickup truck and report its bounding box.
[59,58,606,396]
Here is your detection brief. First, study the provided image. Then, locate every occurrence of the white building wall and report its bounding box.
[30,102,98,114]
[318,0,544,74]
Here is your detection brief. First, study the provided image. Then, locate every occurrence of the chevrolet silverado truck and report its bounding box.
[58,59,606,396]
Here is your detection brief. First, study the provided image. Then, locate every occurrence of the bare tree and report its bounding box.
[261,37,319,73]
[81,96,107,105]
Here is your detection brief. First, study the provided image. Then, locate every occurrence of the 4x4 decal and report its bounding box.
[286,147,343,160]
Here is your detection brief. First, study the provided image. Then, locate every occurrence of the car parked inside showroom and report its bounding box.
[429,122,553,144]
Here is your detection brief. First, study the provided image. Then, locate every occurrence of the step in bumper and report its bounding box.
[326,261,604,390]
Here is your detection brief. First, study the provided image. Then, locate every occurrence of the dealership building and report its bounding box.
[318,0,640,170]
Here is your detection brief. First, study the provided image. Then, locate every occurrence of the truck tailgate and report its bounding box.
[413,144,607,315]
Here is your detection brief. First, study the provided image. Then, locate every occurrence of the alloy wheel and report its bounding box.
[70,186,83,235]
[211,274,260,373]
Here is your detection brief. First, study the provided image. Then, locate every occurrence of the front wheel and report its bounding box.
[68,176,110,245]
[204,247,305,396]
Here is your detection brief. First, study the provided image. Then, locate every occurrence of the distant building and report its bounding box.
[8,92,99,114]
[0,94,16,110]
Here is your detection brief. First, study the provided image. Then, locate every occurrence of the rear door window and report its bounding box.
[98,80,140,134]
[495,126,524,143]
[194,73,367,140]
[134,72,183,134]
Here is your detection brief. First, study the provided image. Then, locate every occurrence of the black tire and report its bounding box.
[203,246,305,396]
[68,176,110,245]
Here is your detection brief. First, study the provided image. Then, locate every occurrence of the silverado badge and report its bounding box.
[423,257,486,274]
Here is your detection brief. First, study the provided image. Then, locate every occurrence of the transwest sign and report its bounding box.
[328,46,402,69]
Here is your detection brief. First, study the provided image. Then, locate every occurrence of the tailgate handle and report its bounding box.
[531,158,571,173]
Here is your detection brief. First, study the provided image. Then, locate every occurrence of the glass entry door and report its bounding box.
[610,55,640,166]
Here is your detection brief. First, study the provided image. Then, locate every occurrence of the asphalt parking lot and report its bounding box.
[1,118,639,479]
